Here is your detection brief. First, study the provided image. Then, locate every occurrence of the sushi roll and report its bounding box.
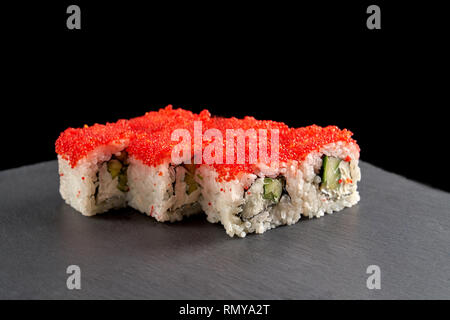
[56,106,361,238]
[55,120,131,216]
[125,108,210,222]
[55,106,210,221]
[196,120,361,238]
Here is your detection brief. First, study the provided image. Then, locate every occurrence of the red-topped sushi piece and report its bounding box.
[202,118,358,181]
[279,125,359,163]
[55,120,131,168]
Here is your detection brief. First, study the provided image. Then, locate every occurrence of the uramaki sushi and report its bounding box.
[56,119,132,215]
[56,106,361,237]
[196,121,361,237]
[125,108,210,222]
[56,107,209,220]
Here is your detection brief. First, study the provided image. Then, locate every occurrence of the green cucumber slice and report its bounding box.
[107,159,123,179]
[183,164,198,195]
[107,153,129,192]
[320,156,341,190]
[263,178,283,203]
[184,172,198,195]
[117,170,129,192]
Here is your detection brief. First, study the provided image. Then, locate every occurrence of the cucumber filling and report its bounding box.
[107,160,122,179]
[320,156,342,191]
[183,164,199,195]
[263,178,284,203]
[240,177,286,221]
[107,151,129,192]
[319,155,353,198]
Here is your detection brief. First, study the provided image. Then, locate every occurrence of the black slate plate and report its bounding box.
[0,161,449,299]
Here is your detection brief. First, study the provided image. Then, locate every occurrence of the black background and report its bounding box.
[2,1,448,191]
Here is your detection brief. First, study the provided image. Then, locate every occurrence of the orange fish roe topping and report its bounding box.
[126,107,211,167]
[203,120,358,182]
[55,106,210,168]
[56,106,359,181]
[55,120,131,168]
[203,116,290,181]
[280,125,358,162]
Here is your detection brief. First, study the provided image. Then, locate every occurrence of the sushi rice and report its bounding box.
[197,141,360,237]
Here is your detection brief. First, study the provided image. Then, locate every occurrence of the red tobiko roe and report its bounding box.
[206,122,358,181]
[56,106,359,180]
[55,105,210,168]
[55,119,132,168]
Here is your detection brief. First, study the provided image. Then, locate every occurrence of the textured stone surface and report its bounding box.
[0,161,449,299]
